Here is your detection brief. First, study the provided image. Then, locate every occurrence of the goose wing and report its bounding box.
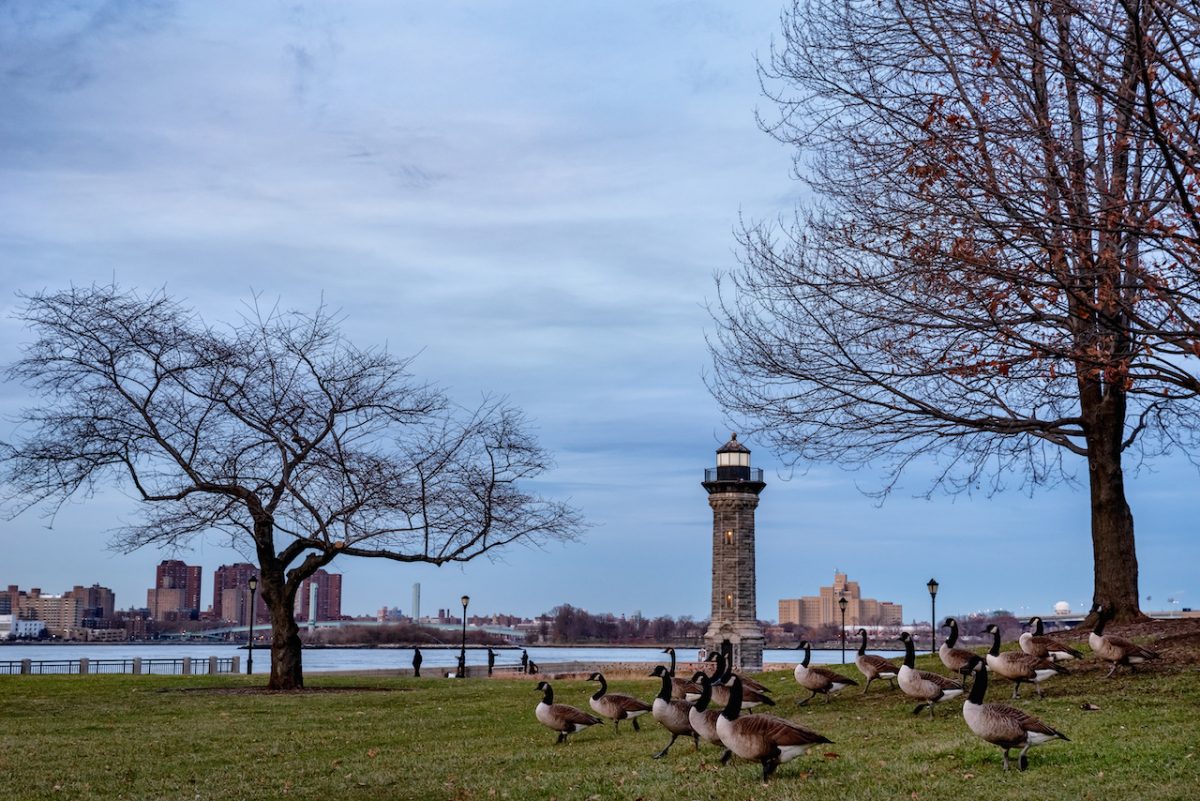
[917,669,962,691]
[735,714,832,747]
[860,654,900,674]
[1033,635,1083,659]
[553,703,601,727]
[809,665,858,685]
[983,703,1068,740]
[1105,634,1160,660]
[671,676,703,698]
[609,693,652,714]
[731,672,771,693]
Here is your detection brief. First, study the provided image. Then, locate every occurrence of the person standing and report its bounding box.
[412,647,423,678]
[520,649,529,674]
[487,647,496,676]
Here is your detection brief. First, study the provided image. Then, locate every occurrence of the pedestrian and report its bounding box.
[520,649,529,674]
[412,647,422,678]
[487,647,496,676]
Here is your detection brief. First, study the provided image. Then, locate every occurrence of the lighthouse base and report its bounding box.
[703,621,765,673]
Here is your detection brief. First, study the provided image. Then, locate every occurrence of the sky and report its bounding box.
[0,1,1195,625]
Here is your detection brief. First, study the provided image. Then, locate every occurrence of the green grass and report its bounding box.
[1,654,1197,800]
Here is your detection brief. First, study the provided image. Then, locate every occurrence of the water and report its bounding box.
[0,643,890,672]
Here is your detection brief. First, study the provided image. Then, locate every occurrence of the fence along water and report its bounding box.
[0,655,240,676]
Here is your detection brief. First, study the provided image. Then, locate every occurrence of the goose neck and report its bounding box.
[694,675,712,711]
[967,661,988,704]
[945,620,958,647]
[720,678,743,721]
[857,629,867,656]
[902,635,915,668]
[988,627,1000,656]
[591,675,606,700]
[656,669,673,702]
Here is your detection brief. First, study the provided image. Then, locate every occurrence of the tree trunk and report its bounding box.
[257,560,305,691]
[1084,389,1145,624]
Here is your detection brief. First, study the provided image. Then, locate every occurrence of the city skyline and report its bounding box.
[1,3,1194,624]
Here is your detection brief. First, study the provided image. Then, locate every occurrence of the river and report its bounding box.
[0,642,894,672]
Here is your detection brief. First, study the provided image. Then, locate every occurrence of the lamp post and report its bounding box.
[838,594,848,664]
[246,576,258,676]
[458,594,470,678]
[927,578,939,655]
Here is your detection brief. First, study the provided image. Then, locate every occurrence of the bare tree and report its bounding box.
[1,285,584,689]
[709,0,1200,621]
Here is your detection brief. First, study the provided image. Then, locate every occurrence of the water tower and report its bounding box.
[702,433,766,671]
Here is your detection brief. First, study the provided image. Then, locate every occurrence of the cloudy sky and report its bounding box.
[1,1,1194,625]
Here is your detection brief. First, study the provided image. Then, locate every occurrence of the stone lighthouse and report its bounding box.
[702,433,766,671]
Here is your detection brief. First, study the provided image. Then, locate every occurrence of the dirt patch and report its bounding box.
[1054,616,1200,667]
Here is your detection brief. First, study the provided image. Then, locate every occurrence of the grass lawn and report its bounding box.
[1,651,1197,801]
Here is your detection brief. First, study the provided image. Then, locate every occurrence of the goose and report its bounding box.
[687,671,732,758]
[586,672,652,732]
[698,651,775,711]
[1088,604,1161,678]
[984,624,1068,698]
[853,628,901,693]
[897,631,964,716]
[793,640,858,705]
[1020,616,1083,662]
[662,647,703,699]
[940,617,983,685]
[534,681,602,743]
[962,659,1069,771]
[715,676,833,782]
[649,664,698,758]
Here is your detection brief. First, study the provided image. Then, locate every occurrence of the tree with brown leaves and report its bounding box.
[710,0,1200,622]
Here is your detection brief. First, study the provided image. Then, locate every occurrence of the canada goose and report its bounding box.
[962,659,1069,771]
[534,681,602,743]
[715,676,832,782]
[699,651,775,711]
[688,671,732,758]
[649,664,698,758]
[586,672,652,732]
[1088,604,1161,677]
[897,631,964,716]
[662,647,703,699]
[793,640,858,705]
[853,628,901,693]
[1020,616,1084,662]
[940,617,983,685]
[984,624,1068,698]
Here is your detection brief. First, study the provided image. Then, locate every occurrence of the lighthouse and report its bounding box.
[702,433,766,671]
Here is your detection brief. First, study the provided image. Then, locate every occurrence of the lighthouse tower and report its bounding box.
[702,433,766,671]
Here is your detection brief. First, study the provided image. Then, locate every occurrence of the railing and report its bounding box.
[0,656,240,676]
[703,467,764,482]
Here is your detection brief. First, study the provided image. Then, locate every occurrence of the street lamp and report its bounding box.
[247,576,258,676]
[458,594,470,679]
[838,594,848,664]
[927,578,939,655]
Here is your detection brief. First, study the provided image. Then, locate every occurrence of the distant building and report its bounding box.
[1,585,24,615]
[148,560,202,621]
[19,589,83,636]
[68,584,116,621]
[297,570,343,622]
[212,563,265,624]
[779,572,903,628]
